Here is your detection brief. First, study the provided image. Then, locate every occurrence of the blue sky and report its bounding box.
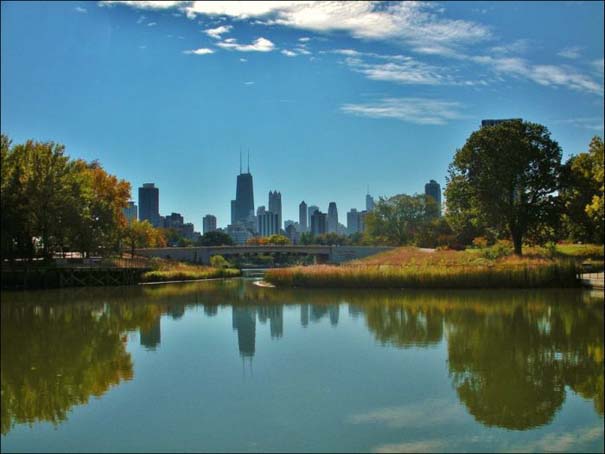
[1,1,603,230]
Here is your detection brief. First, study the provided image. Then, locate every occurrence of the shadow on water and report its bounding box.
[1,279,603,435]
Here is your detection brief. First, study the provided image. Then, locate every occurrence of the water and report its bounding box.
[1,280,603,453]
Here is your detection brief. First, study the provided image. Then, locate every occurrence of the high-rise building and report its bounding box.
[424,179,442,217]
[347,208,361,235]
[203,215,217,234]
[359,210,368,233]
[299,201,307,232]
[310,210,327,236]
[226,223,253,244]
[366,193,375,212]
[327,202,338,233]
[481,118,522,128]
[308,205,319,222]
[257,211,279,237]
[163,212,184,228]
[123,201,137,224]
[138,183,160,227]
[268,191,282,231]
[231,154,255,225]
[257,205,266,216]
[285,224,299,244]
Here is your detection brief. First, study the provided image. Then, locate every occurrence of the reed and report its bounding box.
[265,259,579,289]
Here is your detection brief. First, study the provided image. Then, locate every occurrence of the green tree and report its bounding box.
[196,230,234,246]
[210,254,231,269]
[123,220,159,255]
[365,194,438,246]
[266,234,290,245]
[585,136,604,240]
[446,120,562,255]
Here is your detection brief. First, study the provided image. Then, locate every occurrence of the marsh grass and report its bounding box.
[265,247,580,289]
[140,257,240,282]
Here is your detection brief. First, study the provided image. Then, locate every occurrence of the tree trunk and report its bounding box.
[512,231,523,256]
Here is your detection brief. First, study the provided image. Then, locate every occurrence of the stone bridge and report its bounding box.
[134,245,392,265]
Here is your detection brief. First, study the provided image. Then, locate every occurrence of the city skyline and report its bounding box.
[1,1,603,227]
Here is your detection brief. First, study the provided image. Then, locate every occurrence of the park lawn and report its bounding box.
[265,246,580,289]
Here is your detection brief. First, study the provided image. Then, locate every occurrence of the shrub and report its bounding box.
[481,240,513,260]
[472,236,489,249]
[210,255,231,269]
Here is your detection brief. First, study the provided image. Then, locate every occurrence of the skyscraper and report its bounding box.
[310,211,327,236]
[268,190,282,230]
[138,183,160,227]
[299,201,307,232]
[203,214,217,234]
[424,179,442,216]
[347,208,360,235]
[366,193,375,212]
[308,205,319,222]
[231,153,255,226]
[327,202,338,233]
[257,211,279,237]
[123,201,137,223]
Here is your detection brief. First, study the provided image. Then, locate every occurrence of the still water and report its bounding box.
[1,279,603,453]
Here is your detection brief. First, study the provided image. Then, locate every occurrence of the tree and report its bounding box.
[365,194,438,245]
[124,220,159,255]
[585,136,604,241]
[196,230,234,246]
[266,234,290,245]
[446,120,562,255]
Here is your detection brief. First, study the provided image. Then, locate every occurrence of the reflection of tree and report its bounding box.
[363,305,443,348]
[447,299,604,430]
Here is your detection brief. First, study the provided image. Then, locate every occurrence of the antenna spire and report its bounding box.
[239,147,242,174]
[247,149,250,173]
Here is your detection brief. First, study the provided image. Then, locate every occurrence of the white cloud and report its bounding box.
[344,56,452,85]
[374,440,446,453]
[239,57,247,62]
[183,47,215,55]
[101,1,186,10]
[108,1,491,56]
[553,117,604,131]
[75,6,87,13]
[136,15,146,24]
[298,36,311,42]
[281,49,297,57]
[490,39,530,56]
[558,46,583,59]
[217,37,275,52]
[147,22,157,26]
[244,81,255,85]
[203,25,232,39]
[340,97,466,125]
[470,55,603,95]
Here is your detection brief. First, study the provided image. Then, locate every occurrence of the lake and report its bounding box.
[1,279,603,452]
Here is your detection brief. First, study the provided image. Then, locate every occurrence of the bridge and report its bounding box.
[134,245,393,265]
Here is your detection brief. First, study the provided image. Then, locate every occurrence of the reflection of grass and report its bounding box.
[266,247,580,289]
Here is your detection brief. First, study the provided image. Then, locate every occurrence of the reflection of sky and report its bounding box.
[2,295,603,453]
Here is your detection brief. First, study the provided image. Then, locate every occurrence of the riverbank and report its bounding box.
[264,246,590,289]
[1,255,241,290]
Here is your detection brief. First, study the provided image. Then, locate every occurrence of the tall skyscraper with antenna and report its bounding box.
[230,151,255,226]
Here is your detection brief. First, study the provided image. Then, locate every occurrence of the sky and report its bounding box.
[1,1,603,230]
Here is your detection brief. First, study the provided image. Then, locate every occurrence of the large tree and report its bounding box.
[446,120,562,255]
[365,194,438,246]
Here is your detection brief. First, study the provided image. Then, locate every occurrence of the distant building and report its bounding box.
[481,118,522,127]
[123,201,137,224]
[285,224,299,244]
[347,208,361,235]
[138,183,160,227]
[257,211,279,237]
[256,205,266,216]
[308,205,319,223]
[163,212,184,228]
[226,224,253,245]
[203,215,217,234]
[310,210,327,236]
[327,202,338,233]
[424,180,442,217]
[359,210,368,233]
[299,201,307,233]
[232,154,255,225]
[268,190,282,230]
[366,193,375,212]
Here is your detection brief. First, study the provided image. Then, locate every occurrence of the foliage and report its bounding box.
[210,254,231,269]
[472,236,489,249]
[123,220,166,254]
[480,240,514,260]
[446,120,562,255]
[364,194,439,246]
[0,135,130,261]
[196,230,234,246]
[247,234,291,245]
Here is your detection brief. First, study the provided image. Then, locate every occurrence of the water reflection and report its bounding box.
[1,281,602,438]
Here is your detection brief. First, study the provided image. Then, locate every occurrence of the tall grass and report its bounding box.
[265,261,579,289]
[141,267,240,283]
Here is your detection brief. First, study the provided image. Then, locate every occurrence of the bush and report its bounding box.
[472,236,489,249]
[481,240,513,260]
[210,254,231,269]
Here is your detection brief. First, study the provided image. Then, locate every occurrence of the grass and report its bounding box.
[265,246,582,289]
[139,256,240,283]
